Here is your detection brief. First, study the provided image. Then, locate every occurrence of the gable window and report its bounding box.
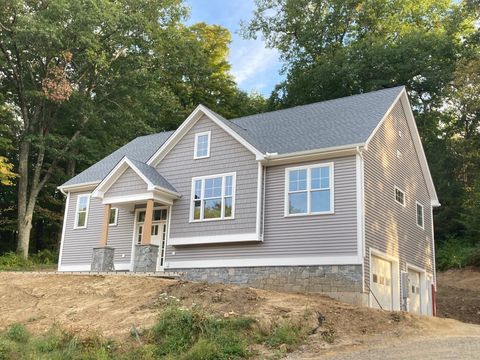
[394,187,405,206]
[74,195,90,229]
[191,173,235,221]
[194,131,211,159]
[109,207,118,226]
[416,202,424,229]
[285,163,334,216]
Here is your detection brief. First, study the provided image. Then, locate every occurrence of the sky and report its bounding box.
[185,0,284,96]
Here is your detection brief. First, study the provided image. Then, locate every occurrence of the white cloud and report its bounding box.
[229,38,280,87]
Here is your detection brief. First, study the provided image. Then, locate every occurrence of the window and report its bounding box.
[74,195,90,229]
[191,173,235,221]
[109,207,118,226]
[416,202,424,229]
[194,131,211,159]
[394,186,405,206]
[285,163,333,216]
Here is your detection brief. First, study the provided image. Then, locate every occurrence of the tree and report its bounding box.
[0,0,264,258]
[246,0,480,244]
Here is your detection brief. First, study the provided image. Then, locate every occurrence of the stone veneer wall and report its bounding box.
[174,265,368,305]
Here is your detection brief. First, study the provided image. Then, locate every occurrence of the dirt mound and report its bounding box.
[436,268,480,324]
[155,280,264,315]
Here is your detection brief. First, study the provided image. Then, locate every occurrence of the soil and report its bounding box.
[0,270,479,359]
[436,267,480,324]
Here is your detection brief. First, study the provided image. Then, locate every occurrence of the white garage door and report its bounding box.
[371,256,393,310]
[408,269,421,314]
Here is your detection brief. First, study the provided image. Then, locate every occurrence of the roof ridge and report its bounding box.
[230,86,405,123]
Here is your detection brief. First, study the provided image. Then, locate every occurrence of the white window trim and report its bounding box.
[73,194,90,229]
[193,131,211,159]
[394,186,406,207]
[109,207,119,227]
[284,162,334,217]
[189,172,236,222]
[416,201,424,229]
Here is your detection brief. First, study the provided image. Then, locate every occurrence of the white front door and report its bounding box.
[371,256,393,310]
[135,207,168,271]
[408,269,421,314]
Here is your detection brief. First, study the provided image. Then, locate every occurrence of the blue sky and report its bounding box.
[185,0,283,96]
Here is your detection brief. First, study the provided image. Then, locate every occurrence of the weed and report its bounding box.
[6,323,29,343]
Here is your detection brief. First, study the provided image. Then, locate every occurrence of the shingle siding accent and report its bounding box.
[363,101,434,292]
[157,115,258,241]
[105,168,147,197]
[60,192,134,267]
[165,156,358,263]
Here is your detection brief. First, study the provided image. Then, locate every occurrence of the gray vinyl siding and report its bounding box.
[60,192,135,266]
[156,115,258,239]
[363,101,434,291]
[165,156,358,263]
[105,168,147,197]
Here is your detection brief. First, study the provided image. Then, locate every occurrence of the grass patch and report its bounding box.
[0,250,57,272]
[0,306,312,359]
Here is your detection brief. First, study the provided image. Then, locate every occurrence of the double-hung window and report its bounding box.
[416,202,424,229]
[74,194,90,229]
[109,207,118,226]
[191,173,235,221]
[194,131,211,159]
[285,163,334,216]
[394,186,405,206]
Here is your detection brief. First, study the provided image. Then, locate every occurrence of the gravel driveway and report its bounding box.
[296,335,480,360]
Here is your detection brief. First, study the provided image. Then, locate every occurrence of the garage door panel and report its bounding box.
[408,269,421,314]
[371,256,393,310]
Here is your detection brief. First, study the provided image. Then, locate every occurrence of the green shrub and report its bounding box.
[0,338,19,360]
[466,246,480,267]
[435,238,474,270]
[0,251,57,271]
[6,323,29,343]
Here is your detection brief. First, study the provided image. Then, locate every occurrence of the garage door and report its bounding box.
[408,269,421,314]
[371,256,393,310]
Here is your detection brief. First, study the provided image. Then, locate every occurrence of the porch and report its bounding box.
[89,157,181,272]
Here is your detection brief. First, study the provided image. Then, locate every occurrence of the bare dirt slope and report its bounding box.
[0,271,479,360]
[436,268,480,324]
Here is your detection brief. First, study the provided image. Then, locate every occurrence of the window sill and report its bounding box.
[284,211,334,218]
[193,155,210,160]
[189,217,235,223]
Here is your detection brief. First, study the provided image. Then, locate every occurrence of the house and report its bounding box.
[58,86,439,314]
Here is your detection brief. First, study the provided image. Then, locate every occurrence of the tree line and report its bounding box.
[0,0,479,261]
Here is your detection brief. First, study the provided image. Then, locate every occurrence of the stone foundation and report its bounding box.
[133,244,159,272]
[174,265,368,306]
[91,246,115,272]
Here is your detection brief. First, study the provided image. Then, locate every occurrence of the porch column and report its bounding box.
[134,198,159,272]
[91,203,115,272]
[141,199,154,245]
[99,204,112,246]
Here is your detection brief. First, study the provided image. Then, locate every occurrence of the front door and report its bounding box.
[408,269,421,314]
[135,207,168,270]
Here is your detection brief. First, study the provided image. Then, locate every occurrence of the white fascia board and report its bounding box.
[262,144,362,166]
[58,181,99,194]
[165,255,362,269]
[147,104,264,167]
[169,233,262,246]
[103,191,174,206]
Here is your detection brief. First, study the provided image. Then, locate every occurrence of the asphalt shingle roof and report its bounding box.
[128,158,177,192]
[62,131,173,187]
[62,86,404,188]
